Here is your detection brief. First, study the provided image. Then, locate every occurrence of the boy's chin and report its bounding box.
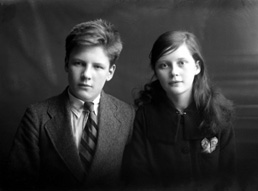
[79,93,99,102]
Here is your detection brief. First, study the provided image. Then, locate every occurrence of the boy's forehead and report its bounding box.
[69,46,111,64]
[70,45,106,55]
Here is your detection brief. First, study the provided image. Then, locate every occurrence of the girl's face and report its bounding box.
[155,43,200,102]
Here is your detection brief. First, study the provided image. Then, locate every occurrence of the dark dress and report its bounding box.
[123,94,236,190]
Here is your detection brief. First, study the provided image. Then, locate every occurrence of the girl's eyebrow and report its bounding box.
[156,60,166,63]
[177,57,187,60]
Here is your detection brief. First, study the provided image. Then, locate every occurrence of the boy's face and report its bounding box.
[65,46,116,102]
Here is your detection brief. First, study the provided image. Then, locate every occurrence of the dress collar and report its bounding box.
[147,95,208,143]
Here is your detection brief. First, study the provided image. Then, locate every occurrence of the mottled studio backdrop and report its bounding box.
[0,0,258,188]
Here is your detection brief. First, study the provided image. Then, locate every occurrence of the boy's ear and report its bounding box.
[64,58,69,72]
[107,64,116,81]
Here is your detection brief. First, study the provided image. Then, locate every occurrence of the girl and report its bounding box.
[124,31,235,190]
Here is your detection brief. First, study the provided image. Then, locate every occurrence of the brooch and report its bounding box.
[201,137,218,153]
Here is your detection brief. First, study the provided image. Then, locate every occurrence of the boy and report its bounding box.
[6,19,135,190]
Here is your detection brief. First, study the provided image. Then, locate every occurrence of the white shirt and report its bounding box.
[68,89,100,148]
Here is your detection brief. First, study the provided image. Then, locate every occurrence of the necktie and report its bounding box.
[79,102,98,173]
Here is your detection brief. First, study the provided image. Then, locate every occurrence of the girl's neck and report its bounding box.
[167,93,192,114]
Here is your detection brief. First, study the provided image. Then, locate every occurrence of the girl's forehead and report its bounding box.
[159,44,192,60]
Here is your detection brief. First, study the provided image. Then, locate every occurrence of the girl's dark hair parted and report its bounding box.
[135,31,234,133]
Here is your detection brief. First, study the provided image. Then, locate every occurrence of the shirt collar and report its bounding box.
[68,89,101,118]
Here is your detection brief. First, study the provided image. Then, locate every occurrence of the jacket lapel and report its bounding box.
[86,91,121,180]
[44,90,85,182]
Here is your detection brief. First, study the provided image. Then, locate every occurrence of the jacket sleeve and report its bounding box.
[126,104,136,145]
[6,106,41,189]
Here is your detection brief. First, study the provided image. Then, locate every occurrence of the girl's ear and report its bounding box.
[195,60,201,75]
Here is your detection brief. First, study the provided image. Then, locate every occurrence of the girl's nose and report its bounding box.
[170,63,179,76]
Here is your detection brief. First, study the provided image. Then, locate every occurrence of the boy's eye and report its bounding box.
[94,65,104,69]
[73,61,82,66]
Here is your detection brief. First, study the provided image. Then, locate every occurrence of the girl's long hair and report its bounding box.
[135,31,234,132]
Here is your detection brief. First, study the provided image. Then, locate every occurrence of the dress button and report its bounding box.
[181,146,190,154]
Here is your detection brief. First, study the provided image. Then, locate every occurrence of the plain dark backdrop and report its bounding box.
[1,0,258,189]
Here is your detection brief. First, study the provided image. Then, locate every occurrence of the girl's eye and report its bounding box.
[178,60,186,66]
[178,61,184,65]
[158,63,168,69]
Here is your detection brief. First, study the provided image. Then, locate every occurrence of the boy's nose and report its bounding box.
[82,65,92,79]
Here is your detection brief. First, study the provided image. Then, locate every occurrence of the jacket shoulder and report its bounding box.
[104,93,135,113]
[26,90,68,117]
[27,95,60,111]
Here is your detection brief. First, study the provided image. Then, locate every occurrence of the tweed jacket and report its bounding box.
[6,88,135,190]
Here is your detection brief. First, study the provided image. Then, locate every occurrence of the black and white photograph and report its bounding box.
[0,0,258,190]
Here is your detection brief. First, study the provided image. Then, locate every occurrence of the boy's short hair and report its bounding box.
[65,19,122,66]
